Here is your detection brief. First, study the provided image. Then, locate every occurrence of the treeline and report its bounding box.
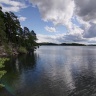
[38,42,86,46]
[38,42,59,45]
[0,6,38,54]
[60,43,86,46]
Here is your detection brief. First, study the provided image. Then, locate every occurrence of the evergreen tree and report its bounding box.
[0,7,6,45]
[0,6,38,53]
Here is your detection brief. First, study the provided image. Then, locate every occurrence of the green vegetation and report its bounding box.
[0,6,38,55]
[0,58,9,88]
[18,46,28,54]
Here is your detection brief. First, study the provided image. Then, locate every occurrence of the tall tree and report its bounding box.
[4,12,22,45]
[0,6,38,53]
[0,7,6,45]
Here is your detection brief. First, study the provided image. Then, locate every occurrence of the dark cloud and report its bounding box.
[75,0,96,21]
[65,34,84,42]
[83,23,96,38]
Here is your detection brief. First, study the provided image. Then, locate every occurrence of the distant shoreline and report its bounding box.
[38,43,96,46]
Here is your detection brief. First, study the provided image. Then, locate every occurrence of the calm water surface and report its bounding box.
[1,46,96,96]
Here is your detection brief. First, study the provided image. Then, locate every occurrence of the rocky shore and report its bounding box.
[0,46,18,57]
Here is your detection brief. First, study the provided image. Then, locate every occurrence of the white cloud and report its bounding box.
[37,34,65,43]
[30,0,96,43]
[37,32,87,44]
[18,17,27,21]
[30,0,75,28]
[30,0,86,43]
[45,26,57,32]
[0,0,27,12]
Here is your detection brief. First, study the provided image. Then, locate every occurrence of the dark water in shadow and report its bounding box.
[1,46,96,96]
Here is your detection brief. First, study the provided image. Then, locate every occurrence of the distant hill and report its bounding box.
[38,42,86,46]
[87,44,96,46]
[60,43,86,46]
[38,43,58,45]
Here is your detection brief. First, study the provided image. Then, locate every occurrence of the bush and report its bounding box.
[18,46,27,54]
[0,58,9,88]
[4,44,12,55]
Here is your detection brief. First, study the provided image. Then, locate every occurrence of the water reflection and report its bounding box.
[1,53,38,95]
[1,46,96,96]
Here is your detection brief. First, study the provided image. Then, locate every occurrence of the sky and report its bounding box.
[0,0,96,44]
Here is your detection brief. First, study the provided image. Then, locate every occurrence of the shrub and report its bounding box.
[0,58,9,88]
[4,44,12,55]
[18,46,27,54]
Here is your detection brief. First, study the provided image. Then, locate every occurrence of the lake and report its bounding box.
[1,46,96,96]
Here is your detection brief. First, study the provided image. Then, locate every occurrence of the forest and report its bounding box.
[0,6,38,55]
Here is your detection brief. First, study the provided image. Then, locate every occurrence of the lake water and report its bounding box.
[1,46,96,96]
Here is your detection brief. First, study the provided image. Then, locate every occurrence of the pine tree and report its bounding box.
[0,7,7,45]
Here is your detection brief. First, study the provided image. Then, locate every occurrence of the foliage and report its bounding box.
[4,43,12,55]
[0,6,38,53]
[0,7,6,45]
[18,46,27,54]
[0,58,9,88]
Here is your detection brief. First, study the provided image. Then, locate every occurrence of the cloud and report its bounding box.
[74,0,96,39]
[30,0,86,43]
[37,34,65,43]
[74,0,96,22]
[30,0,75,28]
[45,26,57,32]
[83,23,96,38]
[18,16,27,21]
[37,32,87,44]
[0,0,27,12]
[88,38,96,44]
[30,0,96,43]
